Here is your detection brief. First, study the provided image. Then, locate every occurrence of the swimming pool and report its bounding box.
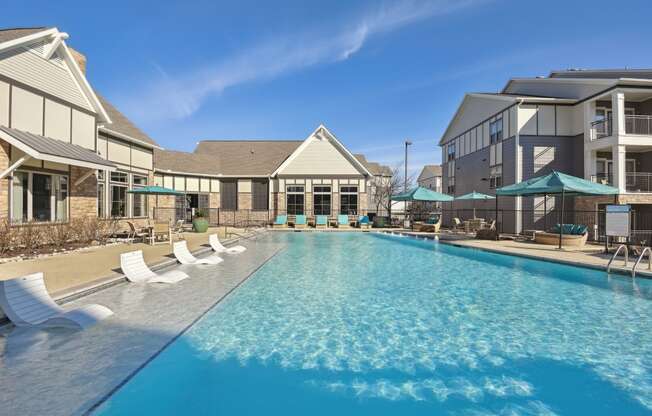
[95,232,652,415]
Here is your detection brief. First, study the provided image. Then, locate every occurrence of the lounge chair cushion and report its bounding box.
[274,215,287,225]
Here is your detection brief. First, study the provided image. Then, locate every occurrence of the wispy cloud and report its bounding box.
[118,0,485,123]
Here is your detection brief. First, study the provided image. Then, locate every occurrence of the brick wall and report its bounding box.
[238,192,252,210]
[69,166,97,219]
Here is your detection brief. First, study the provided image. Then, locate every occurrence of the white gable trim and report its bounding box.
[271,124,372,177]
[0,28,112,124]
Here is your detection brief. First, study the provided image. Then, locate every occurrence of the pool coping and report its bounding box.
[83,242,285,415]
[377,230,652,279]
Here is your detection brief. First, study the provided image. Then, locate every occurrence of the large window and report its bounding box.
[132,174,148,217]
[98,171,105,218]
[286,185,304,215]
[490,118,503,144]
[11,171,68,223]
[313,186,331,215]
[340,186,358,215]
[110,172,128,217]
[252,179,269,211]
[220,180,238,210]
[447,143,456,161]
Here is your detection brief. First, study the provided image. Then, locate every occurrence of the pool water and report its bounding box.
[96,232,652,415]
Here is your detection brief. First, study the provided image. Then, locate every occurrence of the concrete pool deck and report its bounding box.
[0,233,284,416]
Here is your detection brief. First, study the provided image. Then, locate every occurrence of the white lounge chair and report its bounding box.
[173,241,223,265]
[120,250,189,284]
[0,272,113,329]
[209,234,246,254]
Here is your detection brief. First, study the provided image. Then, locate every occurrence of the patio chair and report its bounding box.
[173,240,223,265]
[127,221,149,244]
[152,221,171,245]
[272,215,288,228]
[171,220,185,240]
[209,233,246,254]
[452,217,464,232]
[294,215,307,229]
[358,215,371,229]
[315,215,328,228]
[120,250,188,284]
[0,272,113,329]
[338,215,351,228]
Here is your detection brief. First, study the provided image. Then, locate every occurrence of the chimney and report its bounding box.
[68,47,87,75]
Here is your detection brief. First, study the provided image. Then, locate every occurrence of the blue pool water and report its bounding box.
[96,233,652,415]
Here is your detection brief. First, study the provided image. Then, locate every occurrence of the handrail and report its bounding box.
[607,244,628,273]
[631,247,652,278]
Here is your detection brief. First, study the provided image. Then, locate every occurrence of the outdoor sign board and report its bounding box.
[605,204,630,237]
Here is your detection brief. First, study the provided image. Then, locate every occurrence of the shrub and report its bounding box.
[18,222,44,252]
[43,222,73,248]
[476,228,498,240]
[0,219,16,255]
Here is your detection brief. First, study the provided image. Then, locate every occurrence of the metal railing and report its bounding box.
[591,114,652,140]
[591,172,652,193]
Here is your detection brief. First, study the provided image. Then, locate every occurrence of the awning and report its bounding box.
[496,170,618,197]
[392,186,454,202]
[0,125,116,172]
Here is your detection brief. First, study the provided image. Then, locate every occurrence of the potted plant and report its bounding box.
[192,209,209,233]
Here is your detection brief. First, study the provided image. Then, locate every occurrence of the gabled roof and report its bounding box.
[418,165,442,182]
[0,126,116,171]
[0,27,111,123]
[97,94,160,149]
[271,125,372,177]
[353,154,392,176]
[154,149,222,176]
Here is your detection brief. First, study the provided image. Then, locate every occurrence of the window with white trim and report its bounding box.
[286,185,305,215]
[98,171,105,218]
[489,165,503,189]
[110,172,128,217]
[490,118,503,144]
[340,186,358,215]
[132,174,148,217]
[313,186,331,215]
[11,171,68,223]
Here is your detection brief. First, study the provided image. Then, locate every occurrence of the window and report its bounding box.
[447,143,456,161]
[313,186,331,215]
[11,171,28,223]
[340,186,358,215]
[11,171,68,223]
[489,165,503,189]
[447,177,455,195]
[132,174,148,217]
[252,179,269,211]
[490,118,503,144]
[110,172,128,217]
[98,171,105,218]
[220,180,238,210]
[286,185,304,215]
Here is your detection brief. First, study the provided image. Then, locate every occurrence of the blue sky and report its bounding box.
[3,0,652,174]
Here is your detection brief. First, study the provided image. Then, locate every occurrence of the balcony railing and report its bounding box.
[591,172,652,193]
[591,114,652,140]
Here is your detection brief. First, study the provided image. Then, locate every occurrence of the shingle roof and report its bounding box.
[97,94,159,147]
[154,149,222,176]
[0,27,50,44]
[0,126,115,169]
[193,140,302,176]
[353,154,392,177]
[420,164,442,177]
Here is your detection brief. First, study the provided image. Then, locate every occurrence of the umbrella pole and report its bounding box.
[495,195,499,241]
[559,189,565,249]
[543,194,547,232]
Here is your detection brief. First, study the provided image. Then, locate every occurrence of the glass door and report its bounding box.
[32,173,52,222]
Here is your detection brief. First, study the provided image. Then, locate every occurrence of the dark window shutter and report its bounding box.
[220,180,238,210]
[252,180,269,210]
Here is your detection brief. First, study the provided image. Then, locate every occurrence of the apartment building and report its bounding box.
[439,68,652,234]
[0,27,161,228]
[417,165,442,191]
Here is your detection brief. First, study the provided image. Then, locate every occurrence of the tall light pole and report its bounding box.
[404,139,412,192]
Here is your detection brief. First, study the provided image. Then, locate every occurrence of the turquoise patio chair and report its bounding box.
[338,214,351,228]
[358,215,371,229]
[315,215,328,228]
[273,215,287,228]
[294,215,307,228]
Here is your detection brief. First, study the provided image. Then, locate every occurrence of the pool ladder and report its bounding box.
[607,244,652,277]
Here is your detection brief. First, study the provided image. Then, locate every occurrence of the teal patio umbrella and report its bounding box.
[496,171,618,248]
[455,191,495,219]
[391,186,454,202]
[127,186,184,196]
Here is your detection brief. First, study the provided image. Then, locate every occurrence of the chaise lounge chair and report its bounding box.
[358,215,371,229]
[315,215,328,229]
[294,215,307,229]
[121,250,189,284]
[272,215,287,228]
[173,241,223,265]
[209,234,246,254]
[0,272,113,329]
[338,214,351,228]
[535,224,588,247]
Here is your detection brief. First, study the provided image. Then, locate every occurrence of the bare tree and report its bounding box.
[370,164,415,221]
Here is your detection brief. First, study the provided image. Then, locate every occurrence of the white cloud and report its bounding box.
[117,0,485,123]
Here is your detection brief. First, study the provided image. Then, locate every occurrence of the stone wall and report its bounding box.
[69,166,97,219]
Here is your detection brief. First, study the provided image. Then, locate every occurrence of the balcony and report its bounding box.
[591,172,652,193]
[590,114,652,140]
